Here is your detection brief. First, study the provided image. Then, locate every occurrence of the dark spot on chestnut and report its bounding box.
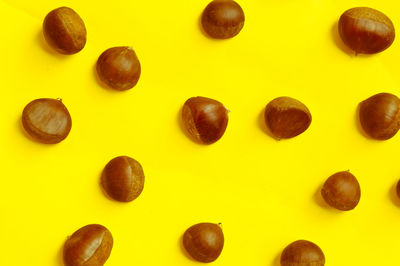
[96,47,141,91]
[182,96,229,144]
[281,240,325,266]
[43,7,87,55]
[264,97,312,139]
[63,224,113,266]
[22,98,72,144]
[201,0,245,39]
[183,223,224,263]
[101,156,145,202]
[338,7,395,54]
[359,93,400,140]
[321,171,361,211]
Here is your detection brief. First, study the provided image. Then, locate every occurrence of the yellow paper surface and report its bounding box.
[1,0,400,265]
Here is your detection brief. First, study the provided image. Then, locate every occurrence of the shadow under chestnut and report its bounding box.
[389,181,400,207]
[331,22,353,56]
[56,244,64,265]
[93,63,125,93]
[177,107,205,145]
[355,104,371,139]
[331,22,373,58]
[37,30,67,58]
[178,234,197,262]
[258,108,278,140]
[271,251,281,266]
[18,117,45,145]
[313,184,344,214]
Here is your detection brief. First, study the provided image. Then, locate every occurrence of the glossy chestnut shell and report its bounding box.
[264,97,312,139]
[63,224,113,266]
[338,7,395,54]
[321,171,361,211]
[281,240,325,266]
[43,7,87,54]
[201,0,245,39]
[101,156,145,202]
[359,93,400,140]
[22,98,72,144]
[182,96,229,144]
[183,223,224,263]
[96,47,141,91]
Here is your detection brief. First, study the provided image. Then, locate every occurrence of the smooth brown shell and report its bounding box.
[338,7,395,54]
[182,96,229,144]
[264,97,312,139]
[183,223,224,263]
[281,240,325,266]
[63,224,113,266]
[43,7,87,54]
[321,171,361,211]
[101,156,145,202]
[96,47,141,91]
[201,0,245,39]
[22,98,72,144]
[359,93,400,140]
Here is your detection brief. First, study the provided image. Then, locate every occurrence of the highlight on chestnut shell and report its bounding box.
[101,156,145,202]
[182,96,229,144]
[280,240,325,266]
[201,0,245,39]
[96,46,141,91]
[43,7,87,54]
[183,223,224,263]
[22,98,72,144]
[264,97,312,139]
[63,224,113,266]
[359,93,400,140]
[338,7,395,54]
[321,171,361,211]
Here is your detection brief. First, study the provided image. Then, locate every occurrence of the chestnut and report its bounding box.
[101,156,145,202]
[321,171,361,211]
[359,93,400,140]
[338,7,395,54]
[22,98,72,144]
[182,96,229,144]
[96,47,141,91]
[183,223,224,263]
[201,0,245,39]
[264,97,312,139]
[63,224,113,266]
[281,240,325,266]
[43,7,87,54]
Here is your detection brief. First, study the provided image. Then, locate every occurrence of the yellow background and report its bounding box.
[1,0,400,265]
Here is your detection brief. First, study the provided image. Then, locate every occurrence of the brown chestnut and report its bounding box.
[182,96,229,144]
[64,224,113,266]
[22,98,72,144]
[264,97,311,139]
[101,156,145,202]
[43,7,87,54]
[201,0,245,39]
[321,171,361,211]
[183,223,224,263]
[281,240,325,266]
[96,47,141,91]
[338,7,395,54]
[359,93,400,140]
